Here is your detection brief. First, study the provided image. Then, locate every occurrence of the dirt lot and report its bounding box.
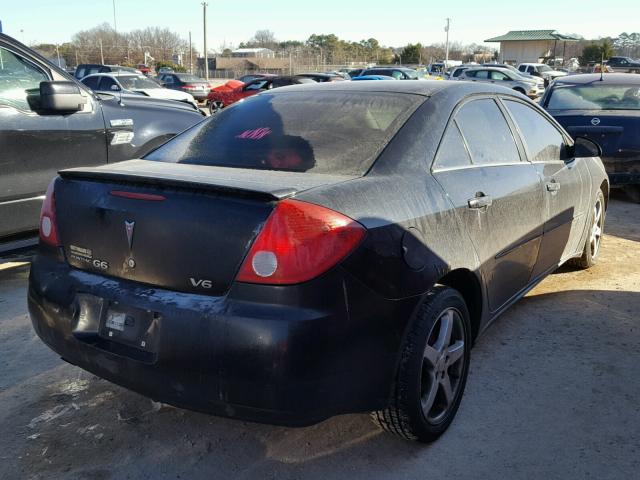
[1,195,638,480]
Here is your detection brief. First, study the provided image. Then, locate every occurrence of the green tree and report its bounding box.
[579,39,615,65]
[399,43,422,64]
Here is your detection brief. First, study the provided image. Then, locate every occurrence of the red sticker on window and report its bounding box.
[236,127,272,140]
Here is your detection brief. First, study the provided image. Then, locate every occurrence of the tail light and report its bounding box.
[236,199,366,285]
[39,179,60,247]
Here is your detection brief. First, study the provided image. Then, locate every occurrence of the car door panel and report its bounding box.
[432,98,544,313]
[0,43,107,239]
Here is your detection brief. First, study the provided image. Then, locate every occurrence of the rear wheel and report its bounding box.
[372,286,471,442]
[624,185,640,203]
[569,189,605,269]
[208,100,224,115]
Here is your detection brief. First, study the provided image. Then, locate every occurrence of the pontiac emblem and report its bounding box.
[125,221,135,251]
[591,117,601,126]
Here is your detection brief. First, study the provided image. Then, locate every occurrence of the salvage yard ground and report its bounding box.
[0,194,638,480]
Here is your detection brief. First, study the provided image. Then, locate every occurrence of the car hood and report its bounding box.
[133,88,195,102]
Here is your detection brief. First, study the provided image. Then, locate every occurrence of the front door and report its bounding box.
[500,98,588,276]
[432,97,544,313]
[0,42,107,239]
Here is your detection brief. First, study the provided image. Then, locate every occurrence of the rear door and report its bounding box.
[502,98,589,273]
[0,42,107,239]
[432,97,544,313]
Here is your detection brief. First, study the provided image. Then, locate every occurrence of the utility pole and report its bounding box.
[55,44,61,67]
[112,0,118,62]
[444,18,451,67]
[202,2,209,80]
[99,38,105,64]
[189,31,193,74]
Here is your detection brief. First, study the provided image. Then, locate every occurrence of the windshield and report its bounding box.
[145,91,422,175]
[547,84,640,111]
[176,74,203,82]
[118,76,160,89]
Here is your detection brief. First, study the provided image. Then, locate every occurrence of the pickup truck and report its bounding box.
[0,34,206,250]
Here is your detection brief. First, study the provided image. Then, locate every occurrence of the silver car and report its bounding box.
[459,67,545,98]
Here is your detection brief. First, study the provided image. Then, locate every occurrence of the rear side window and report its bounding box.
[455,99,520,165]
[81,76,100,90]
[503,100,566,162]
[145,91,422,175]
[464,70,477,78]
[434,121,472,170]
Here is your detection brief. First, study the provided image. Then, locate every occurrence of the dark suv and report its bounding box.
[0,34,205,249]
[607,57,640,72]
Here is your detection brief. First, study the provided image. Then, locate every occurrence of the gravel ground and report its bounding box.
[1,195,638,480]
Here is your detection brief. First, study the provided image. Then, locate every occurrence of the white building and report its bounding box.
[485,30,579,65]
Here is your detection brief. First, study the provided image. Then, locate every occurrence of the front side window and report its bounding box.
[98,77,118,91]
[490,71,509,81]
[81,76,100,90]
[504,100,566,162]
[0,46,49,110]
[455,98,520,165]
[475,70,490,79]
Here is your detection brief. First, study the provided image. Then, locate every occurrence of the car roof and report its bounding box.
[552,73,640,85]
[261,79,523,98]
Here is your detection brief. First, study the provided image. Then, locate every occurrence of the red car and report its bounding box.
[206,76,314,114]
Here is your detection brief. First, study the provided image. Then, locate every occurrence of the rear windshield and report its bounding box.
[547,84,640,110]
[145,91,422,175]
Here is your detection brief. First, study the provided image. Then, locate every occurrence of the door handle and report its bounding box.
[468,193,493,209]
[546,181,561,192]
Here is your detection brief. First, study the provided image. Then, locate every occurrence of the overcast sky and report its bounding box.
[1,0,636,52]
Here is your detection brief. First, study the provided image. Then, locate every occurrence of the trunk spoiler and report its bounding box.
[59,160,355,201]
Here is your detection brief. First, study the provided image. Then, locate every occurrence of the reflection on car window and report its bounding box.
[455,99,520,165]
[434,121,472,170]
[547,84,640,111]
[0,47,48,110]
[145,92,422,175]
[504,100,565,162]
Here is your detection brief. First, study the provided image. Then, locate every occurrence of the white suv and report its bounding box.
[517,63,567,84]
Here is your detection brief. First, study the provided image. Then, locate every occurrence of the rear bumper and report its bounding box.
[28,254,415,426]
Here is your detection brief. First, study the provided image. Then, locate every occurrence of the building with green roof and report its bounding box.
[485,30,580,65]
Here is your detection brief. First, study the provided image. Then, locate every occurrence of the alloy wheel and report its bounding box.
[590,197,604,258]
[420,307,466,424]
[209,100,224,115]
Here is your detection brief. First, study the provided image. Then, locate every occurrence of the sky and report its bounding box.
[1,0,637,52]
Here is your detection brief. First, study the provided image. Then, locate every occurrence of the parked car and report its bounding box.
[237,73,276,83]
[156,73,211,102]
[137,64,151,76]
[541,73,640,202]
[0,33,205,248]
[29,80,608,443]
[295,72,346,82]
[74,64,141,80]
[207,75,315,114]
[448,65,474,80]
[360,67,420,79]
[81,73,198,109]
[157,67,175,74]
[517,63,568,85]
[606,56,640,72]
[460,67,545,98]
[351,75,395,80]
[348,68,366,78]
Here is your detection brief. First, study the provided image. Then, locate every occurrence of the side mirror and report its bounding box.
[40,81,86,112]
[572,136,602,158]
[110,84,121,91]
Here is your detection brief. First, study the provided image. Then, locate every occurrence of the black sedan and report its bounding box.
[541,74,640,202]
[29,81,608,443]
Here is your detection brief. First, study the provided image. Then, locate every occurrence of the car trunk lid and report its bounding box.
[55,160,355,296]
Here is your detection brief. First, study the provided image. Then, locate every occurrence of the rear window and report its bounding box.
[145,91,422,175]
[547,84,640,111]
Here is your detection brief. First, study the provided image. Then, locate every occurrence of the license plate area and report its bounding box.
[99,301,159,353]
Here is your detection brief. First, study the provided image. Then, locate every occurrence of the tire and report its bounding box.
[569,189,605,269]
[624,185,640,203]
[209,100,224,115]
[372,286,471,442]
